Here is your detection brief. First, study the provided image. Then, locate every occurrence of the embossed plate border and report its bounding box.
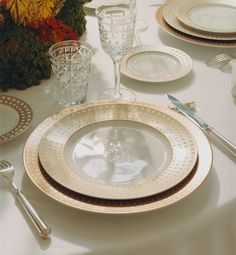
[23,100,212,214]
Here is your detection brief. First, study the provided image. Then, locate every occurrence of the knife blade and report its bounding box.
[167,94,236,156]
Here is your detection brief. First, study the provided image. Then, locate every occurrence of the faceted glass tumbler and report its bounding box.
[49,40,93,107]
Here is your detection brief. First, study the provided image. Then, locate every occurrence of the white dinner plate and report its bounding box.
[0,95,33,143]
[38,101,197,200]
[176,0,236,34]
[121,45,192,83]
[162,0,236,41]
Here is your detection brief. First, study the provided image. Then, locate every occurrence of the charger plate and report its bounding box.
[176,0,236,34]
[0,95,33,144]
[162,0,236,41]
[38,101,197,200]
[23,101,212,214]
[156,3,236,47]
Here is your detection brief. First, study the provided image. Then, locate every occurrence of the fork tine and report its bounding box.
[0,160,11,168]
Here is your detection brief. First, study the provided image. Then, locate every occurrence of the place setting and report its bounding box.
[21,2,212,215]
[156,0,236,47]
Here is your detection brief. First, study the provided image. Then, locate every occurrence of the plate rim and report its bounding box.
[176,0,236,34]
[156,3,236,48]
[162,0,236,41]
[23,100,213,214]
[38,102,197,200]
[121,44,192,83]
[0,94,33,144]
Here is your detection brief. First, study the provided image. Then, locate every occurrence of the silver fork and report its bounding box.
[205,53,232,67]
[0,160,51,238]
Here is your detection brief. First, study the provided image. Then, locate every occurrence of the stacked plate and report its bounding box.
[23,100,212,214]
[156,0,236,47]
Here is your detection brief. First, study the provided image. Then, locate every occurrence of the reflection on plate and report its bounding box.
[162,0,236,41]
[176,0,236,34]
[156,3,236,48]
[38,101,197,200]
[84,0,129,9]
[121,45,192,82]
[0,95,33,144]
[23,101,213,214]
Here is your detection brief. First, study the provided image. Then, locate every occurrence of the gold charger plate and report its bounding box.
[156,3,236,48]
[38,101,197,200]
[162,0,236,41]
[23,101,213,214]
[0,94,33,144]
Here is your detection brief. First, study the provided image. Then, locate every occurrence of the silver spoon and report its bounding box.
[0,160,51,238]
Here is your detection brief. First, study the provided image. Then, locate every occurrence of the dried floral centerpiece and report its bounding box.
[0,0,91,91]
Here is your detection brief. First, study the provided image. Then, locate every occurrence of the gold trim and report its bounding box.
[0,95,33,144]
[176,0,236,34]
[38,101,197,200]
[23,101,212,214]
[162,0,236,41]
[156,3,236,48]
[121,45,192,82]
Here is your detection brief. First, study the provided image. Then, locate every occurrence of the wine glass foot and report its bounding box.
[99,88,136,100]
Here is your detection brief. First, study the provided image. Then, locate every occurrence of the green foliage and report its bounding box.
[0,23,51,91]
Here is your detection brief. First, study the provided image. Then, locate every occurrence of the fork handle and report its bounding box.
[13,187,51,238]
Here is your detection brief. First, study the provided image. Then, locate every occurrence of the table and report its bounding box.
[1,1,236,254]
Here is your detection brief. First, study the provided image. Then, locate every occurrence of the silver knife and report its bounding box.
[167,94,236,156]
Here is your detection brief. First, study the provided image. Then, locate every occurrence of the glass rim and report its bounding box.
[48,40,94,58]
[95,4,135,24]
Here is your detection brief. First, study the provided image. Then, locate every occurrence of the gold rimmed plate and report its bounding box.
[23,101,212,214]
[176,0,236,34]
[156,3,236,48]
[38,101,197,200]
[121,45,192,83]
[162,0,236,41]
[0,94,33,144]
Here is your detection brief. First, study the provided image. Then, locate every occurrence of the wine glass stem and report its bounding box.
[113,59,121,98]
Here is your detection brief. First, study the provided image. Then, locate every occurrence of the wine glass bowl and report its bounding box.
[96,4,136,100]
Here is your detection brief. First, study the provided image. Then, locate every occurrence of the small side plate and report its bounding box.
[121,45,192,83]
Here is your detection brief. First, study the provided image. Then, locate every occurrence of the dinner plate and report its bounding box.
[23,100,212,214]
[38,101,197,200]
[121,45,192,82]
[176,0,236,34]
[162,0,236,41]
[156,3,236,48]
[84,0,129,9]
[0,94,33,144]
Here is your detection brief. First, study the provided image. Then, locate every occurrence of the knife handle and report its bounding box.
[206,127,236,156]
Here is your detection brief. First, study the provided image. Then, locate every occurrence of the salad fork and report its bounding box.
[0,160,51,238]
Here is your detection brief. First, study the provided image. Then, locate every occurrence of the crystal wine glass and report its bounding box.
[96,4,136,100]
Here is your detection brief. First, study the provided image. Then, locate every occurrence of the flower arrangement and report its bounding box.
[0,0,91,91]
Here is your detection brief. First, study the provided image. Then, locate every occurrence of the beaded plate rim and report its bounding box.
[121,44,192,83]
[0,94,33,144]
[38,102,197,200]
[23,100,213,214]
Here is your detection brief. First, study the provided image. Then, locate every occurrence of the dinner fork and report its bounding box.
[0,160,51,238]
[205,53,232,67]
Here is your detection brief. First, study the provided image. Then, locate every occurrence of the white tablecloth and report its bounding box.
[1,1,236,254]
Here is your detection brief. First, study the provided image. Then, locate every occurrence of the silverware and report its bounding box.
[0,160,51,238]
[205,53,232,68]
[167,94,236,156]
